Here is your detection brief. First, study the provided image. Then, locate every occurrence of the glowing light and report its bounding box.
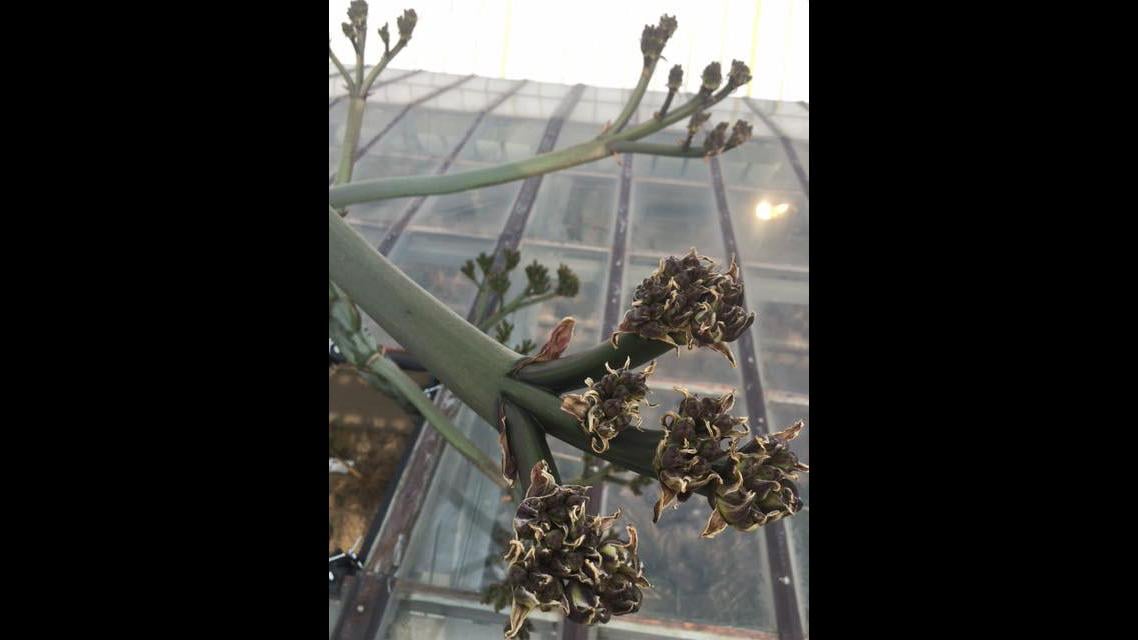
[755,201,791,221]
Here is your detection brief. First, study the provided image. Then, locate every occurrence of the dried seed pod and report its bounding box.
[561,358,657,454]
[611,248,755,366]
[504,462,650,638]
[702,421,808,537]
[652,388,748,523]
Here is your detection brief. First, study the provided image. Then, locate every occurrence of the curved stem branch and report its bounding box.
[479,291,559,332]
[608,141,706,158]
[330,282,508,489]
[361,41,407,94]
[609,60,657,134]
[511,334,675,393]
[329,47,356,94]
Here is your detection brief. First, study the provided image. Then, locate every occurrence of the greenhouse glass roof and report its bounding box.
[330,64,808,640]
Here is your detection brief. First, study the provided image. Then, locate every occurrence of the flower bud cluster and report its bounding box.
[503,462,651,638]
[561,358,657,454]
[652,390,808,538]
[341,1,369,52]
[613,249,755,366]
[640,15,678,63]
[703,119,754,156]
[703,421,808,537]
[652,388,748,522]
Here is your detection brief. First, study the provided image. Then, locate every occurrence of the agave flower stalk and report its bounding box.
[330,53,755,207]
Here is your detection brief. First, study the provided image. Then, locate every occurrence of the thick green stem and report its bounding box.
[500,378,661,478]
[512,333,675,393]
[329,206,517,424]
[335,96,367,187]
[331,139,609,208]
[329,88,739,208]
[609,60,657,134]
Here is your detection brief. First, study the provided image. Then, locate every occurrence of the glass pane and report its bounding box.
[633,130,711,183]
[387,231,495,315]
[523,173,618,246]
[724,189,808,268]
[767,402,809,635]
[504,243,609,358]
[792,141,808,179]
[770,115,808,141]
[518,81,571,99]
[602,479,778,633]
[752,300,808,396]
[628,180,725,258]
[368,108,480,159]
[408,172,523,237]
[459,115,547,163]
[717,138,801,192]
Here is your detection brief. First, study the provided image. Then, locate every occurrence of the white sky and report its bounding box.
[329,0,808,102]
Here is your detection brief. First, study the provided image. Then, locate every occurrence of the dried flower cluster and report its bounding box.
[613,249,755,366]
[502,462,650,638]
[652,388,808,537]
[704,420,808,537]
[560,357,657,454]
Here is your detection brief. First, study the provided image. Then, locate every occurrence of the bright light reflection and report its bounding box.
[756,201,791,221]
